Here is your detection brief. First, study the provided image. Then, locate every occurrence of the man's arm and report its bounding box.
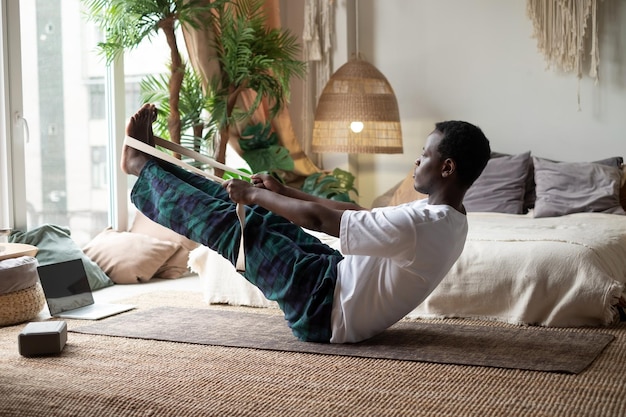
[223,174,365,237]
[250,173,364,211]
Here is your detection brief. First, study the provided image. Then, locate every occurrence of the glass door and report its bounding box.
[18,0,109,245]
[13,0,171,245]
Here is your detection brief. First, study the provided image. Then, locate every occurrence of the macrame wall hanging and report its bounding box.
[526,0,601,108]
[302,0,334,162]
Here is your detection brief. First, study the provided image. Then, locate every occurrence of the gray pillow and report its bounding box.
[533,157,626,218]
[492,151,535,213]
[464,152,531,214]
[9,224,114,290]
[524,155,623,212]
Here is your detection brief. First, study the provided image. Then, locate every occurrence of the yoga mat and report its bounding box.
[72,306,613,374]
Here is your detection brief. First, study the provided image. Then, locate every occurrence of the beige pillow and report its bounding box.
[130,211,200,279]
[389,170,428,206]
[83,228,180,284]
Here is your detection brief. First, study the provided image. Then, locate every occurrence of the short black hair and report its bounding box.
[434,120,491,187]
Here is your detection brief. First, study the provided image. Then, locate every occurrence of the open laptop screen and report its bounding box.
[37,259,95,315]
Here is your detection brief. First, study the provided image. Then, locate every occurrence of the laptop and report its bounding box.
[37,258,135,320]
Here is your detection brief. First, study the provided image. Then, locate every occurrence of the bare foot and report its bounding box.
[121,103,158,176]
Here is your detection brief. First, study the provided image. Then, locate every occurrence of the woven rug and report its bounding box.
[3,290,626,416]
[71,305,613,374]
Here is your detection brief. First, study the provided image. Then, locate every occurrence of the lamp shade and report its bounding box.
[312,58,403,154]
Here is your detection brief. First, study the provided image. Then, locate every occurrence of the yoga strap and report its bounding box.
[124,135,248,271]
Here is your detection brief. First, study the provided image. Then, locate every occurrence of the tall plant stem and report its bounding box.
[160,16,183,158]
[214,82,247,177]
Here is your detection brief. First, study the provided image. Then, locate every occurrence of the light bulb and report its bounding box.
[350,121,364,133]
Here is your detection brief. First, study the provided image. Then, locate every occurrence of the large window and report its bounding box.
[2,0,172,246]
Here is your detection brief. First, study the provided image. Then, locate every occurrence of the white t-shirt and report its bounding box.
[330,199,468,343]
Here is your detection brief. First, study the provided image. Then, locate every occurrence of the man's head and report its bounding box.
[414,121,490,196]
[434,121,490,187]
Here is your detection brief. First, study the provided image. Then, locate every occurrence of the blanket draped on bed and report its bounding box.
[408,212,626,327]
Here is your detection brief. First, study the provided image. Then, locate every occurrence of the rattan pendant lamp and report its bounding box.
[311,2,402,155]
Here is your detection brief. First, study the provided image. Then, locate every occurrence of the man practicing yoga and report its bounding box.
[122,103,491,344]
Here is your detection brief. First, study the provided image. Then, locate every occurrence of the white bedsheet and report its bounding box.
[190,213,626,327]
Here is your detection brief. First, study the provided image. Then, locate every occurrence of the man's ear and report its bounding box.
[441,158,456,178]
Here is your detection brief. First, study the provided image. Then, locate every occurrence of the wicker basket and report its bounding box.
[0,283,46,327]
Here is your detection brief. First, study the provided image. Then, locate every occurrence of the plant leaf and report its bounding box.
[300,169,358,202]
[242,146,294,173]
[239,122,278,151]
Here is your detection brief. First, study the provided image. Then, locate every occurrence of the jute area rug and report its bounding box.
[2,290,626,417]
[72,306,612,374]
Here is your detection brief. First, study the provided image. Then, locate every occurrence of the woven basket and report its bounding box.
[0,283,46,327]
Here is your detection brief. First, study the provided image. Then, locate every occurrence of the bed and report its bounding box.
[189,151,626,328]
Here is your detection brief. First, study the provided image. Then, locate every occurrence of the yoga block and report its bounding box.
[18,321,67,357]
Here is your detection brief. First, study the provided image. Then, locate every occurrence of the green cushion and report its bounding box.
[9,224,114,291]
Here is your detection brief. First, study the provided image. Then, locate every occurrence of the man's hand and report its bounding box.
[251,173,284,194]
[223,179,256,205]
[224,174,284,205]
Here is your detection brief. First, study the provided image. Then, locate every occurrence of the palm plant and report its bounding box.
[140,65,216,164]
[82,0,227,149]
[204,0,306,175]
[83,0,306,178]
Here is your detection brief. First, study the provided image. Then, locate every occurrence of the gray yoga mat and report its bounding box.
[72,306,614,374]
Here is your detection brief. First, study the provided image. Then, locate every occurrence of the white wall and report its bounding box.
[310,1,626,207]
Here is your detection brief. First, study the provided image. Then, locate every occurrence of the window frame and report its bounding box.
[0,0,130,233]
